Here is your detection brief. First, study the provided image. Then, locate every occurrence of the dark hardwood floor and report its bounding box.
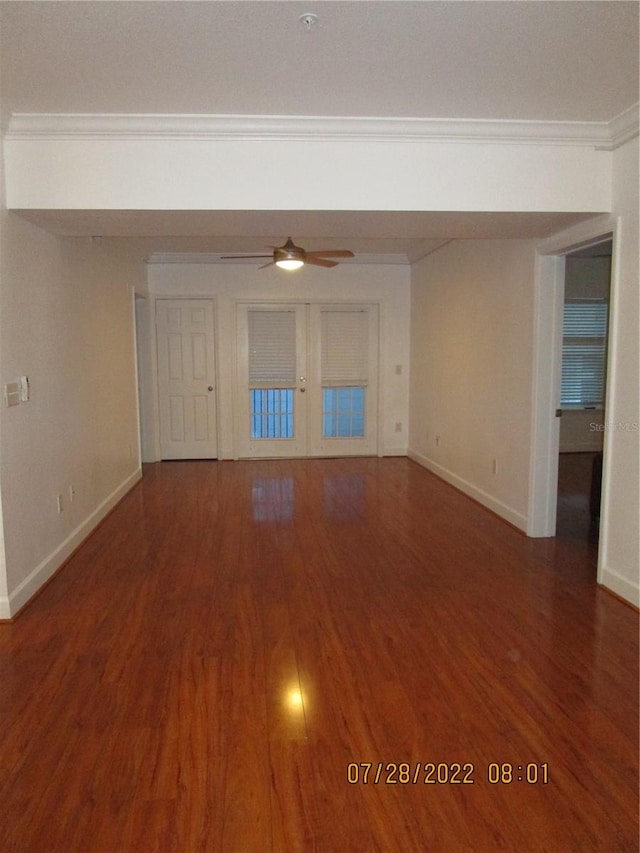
[0,458,637,852]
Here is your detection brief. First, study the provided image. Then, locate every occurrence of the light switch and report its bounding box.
[4,382,20,407]
[19,376,30,402]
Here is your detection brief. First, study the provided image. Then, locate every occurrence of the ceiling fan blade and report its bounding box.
[305,249,354,259]
[220,254,272,259]
[305,256,339,268]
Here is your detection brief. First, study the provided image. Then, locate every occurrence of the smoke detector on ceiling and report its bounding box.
[299,13,319,32]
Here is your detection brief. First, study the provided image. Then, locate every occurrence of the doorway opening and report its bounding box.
[556,240,612,545]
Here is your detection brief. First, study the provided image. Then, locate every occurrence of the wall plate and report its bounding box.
[4,382,21,407]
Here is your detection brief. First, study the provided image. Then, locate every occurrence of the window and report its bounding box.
[561,300,608,406]
[323,387,365,437]
[251,389,294,439]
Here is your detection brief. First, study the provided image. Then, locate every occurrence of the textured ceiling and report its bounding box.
[2,1,637,121]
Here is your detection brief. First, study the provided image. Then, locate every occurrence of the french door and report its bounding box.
[236,302,378,458]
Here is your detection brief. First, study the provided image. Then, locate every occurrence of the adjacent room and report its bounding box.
[0,2,638,849]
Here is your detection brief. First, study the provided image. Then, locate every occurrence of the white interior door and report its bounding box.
[236,302,378,458]
[156,299,218,459]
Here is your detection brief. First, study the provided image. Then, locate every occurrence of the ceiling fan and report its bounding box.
[221,237,354,270]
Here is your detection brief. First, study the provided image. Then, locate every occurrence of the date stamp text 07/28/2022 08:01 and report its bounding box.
[346,762,550,786]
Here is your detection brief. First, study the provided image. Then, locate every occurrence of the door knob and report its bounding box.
[208,386,214,392]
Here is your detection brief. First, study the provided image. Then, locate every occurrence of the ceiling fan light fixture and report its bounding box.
[275,257,305,271]
[274,237,305,270]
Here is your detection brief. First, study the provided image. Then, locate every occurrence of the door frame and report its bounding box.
[529,215,617,575]
[150,295,220,462]
[133,291,147,466]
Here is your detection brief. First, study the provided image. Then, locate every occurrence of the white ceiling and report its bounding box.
[2,1,637,120]
[1,1,638,259]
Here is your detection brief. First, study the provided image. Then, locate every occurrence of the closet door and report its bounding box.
[156,299,218,459]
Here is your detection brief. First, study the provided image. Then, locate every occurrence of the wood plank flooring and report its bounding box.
[0,458,637,852]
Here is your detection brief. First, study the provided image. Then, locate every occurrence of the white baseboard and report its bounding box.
[599,566,640,608]
[0,468,142,620]
[407,449,528,532]
[382,446,407,457]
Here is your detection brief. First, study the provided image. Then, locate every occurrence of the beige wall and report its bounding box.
[0,214,144,617]
[409,240,536,530]
[408,137,638,605]
[599,137,639,604]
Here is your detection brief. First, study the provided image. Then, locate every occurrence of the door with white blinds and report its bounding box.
[236,304,308,457]
[236,302,378,458]
[307,304,378,456]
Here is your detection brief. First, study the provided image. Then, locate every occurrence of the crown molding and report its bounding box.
[596,103,640,151]
[5,110,638,149]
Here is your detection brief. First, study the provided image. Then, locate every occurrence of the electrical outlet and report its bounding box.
[492,459,498,475]
[56,494,64,514]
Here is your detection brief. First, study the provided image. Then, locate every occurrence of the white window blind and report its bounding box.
[248,310,297,387]
[561,301,608,406]
[321,309,369,386]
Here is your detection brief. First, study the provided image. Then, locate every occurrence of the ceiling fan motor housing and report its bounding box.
[275,237,305,264]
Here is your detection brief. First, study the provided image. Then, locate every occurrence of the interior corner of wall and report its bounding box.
[598,566,640,608]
